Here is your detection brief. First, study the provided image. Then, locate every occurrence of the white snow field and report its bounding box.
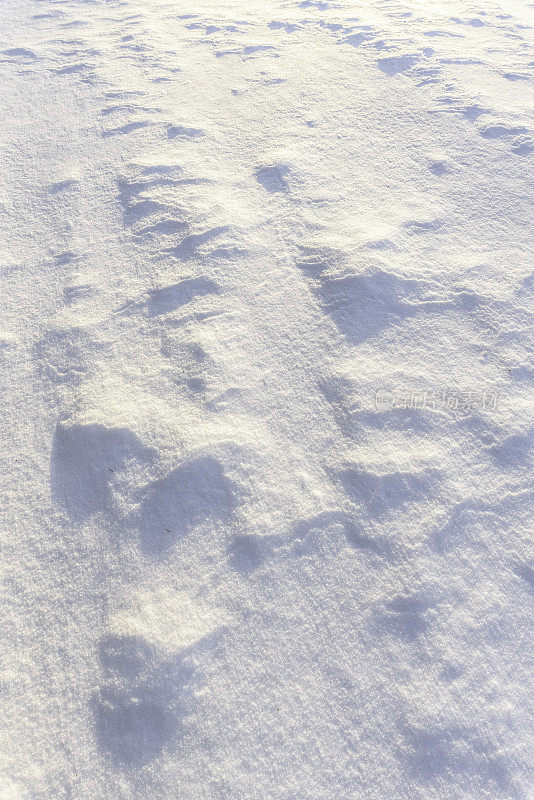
[0,0,533,797]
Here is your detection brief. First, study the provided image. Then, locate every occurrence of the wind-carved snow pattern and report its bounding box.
[0,0,532,798]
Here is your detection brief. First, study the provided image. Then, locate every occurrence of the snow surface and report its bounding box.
[0,0,533,797]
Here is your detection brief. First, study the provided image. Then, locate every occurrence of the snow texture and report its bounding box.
[0,0,533,798]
